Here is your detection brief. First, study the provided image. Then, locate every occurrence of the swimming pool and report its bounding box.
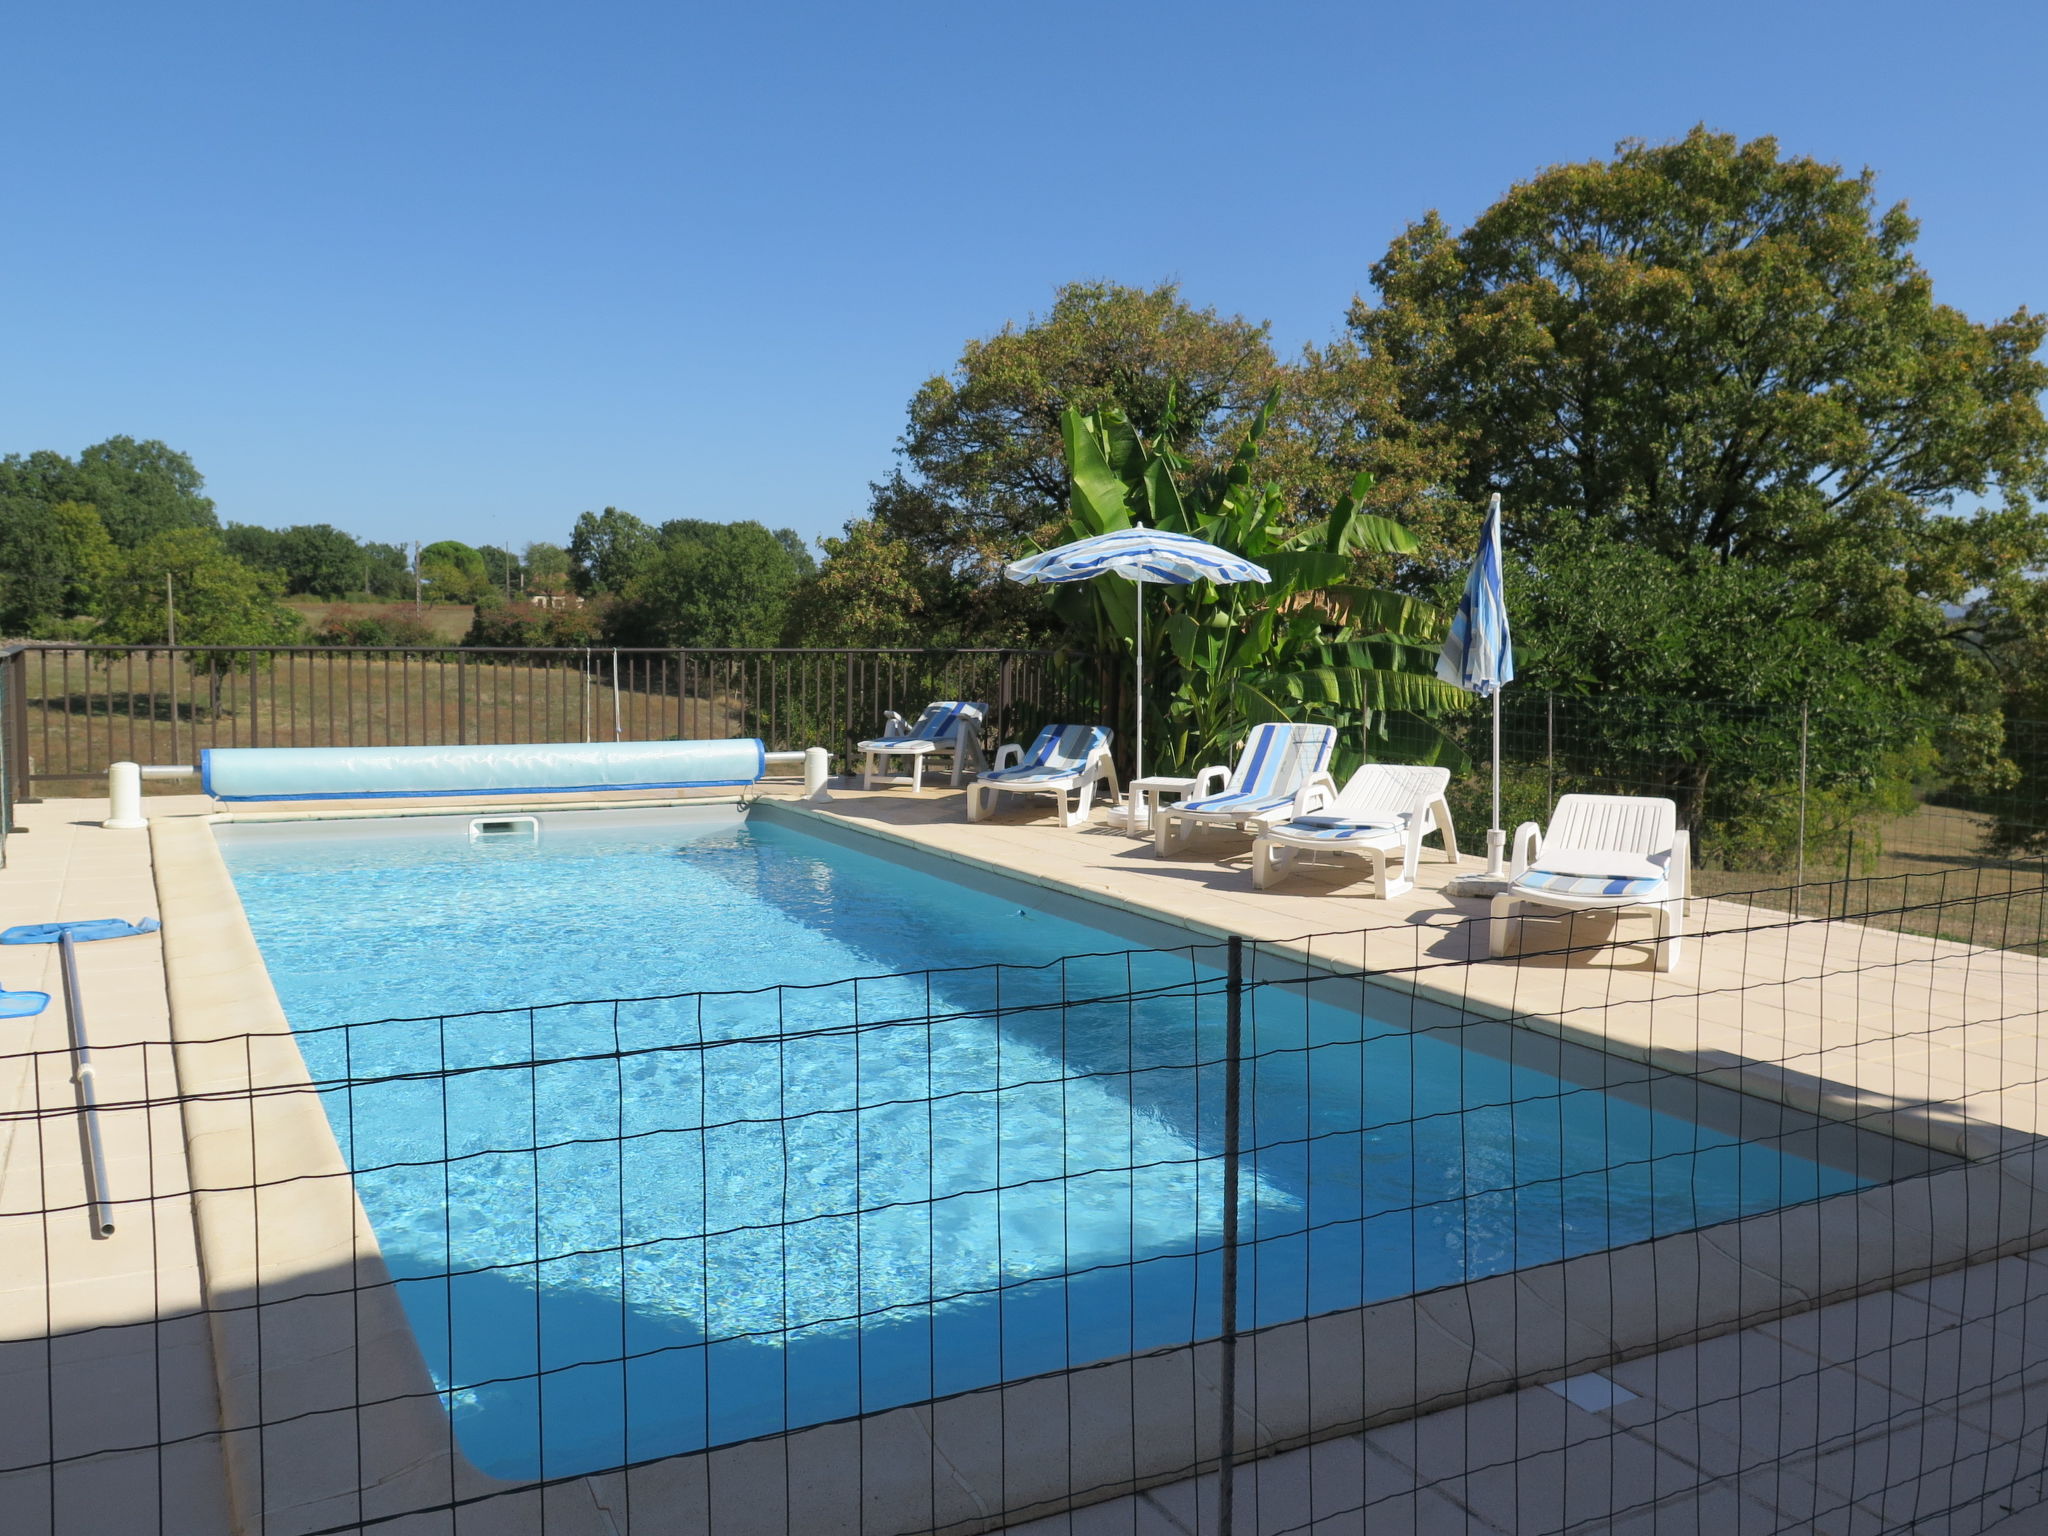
[217,803,1914,1480]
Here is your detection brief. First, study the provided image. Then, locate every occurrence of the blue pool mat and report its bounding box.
[0,989,49,1017]
[1,917,161,945]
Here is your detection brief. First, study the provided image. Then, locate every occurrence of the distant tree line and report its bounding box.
[0,440,818,652]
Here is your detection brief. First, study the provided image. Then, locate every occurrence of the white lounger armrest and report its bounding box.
[1190,764,1230,799]
[1510,821,1543,878]
[881,710,911,739]
[993,742,1023,772]
[1291,770,1341,818]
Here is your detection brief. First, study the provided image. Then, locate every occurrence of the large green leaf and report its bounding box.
[1338,513,1421,555]
[1102,412,1148,489]
[1143,455,1188,532]
[1061,410,1134,534]
[1258,549,1350,593]
[1318,586,1443,639]
[1323,472,1377,553]
[1224,604,1277,671]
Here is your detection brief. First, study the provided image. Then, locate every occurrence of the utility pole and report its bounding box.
[165,573,176,645]
[412,540,423,612]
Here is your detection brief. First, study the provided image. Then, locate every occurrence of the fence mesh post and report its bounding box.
[1796,699,1810,916]
[1545,690,1556,815]
[1217,933,1244,1536]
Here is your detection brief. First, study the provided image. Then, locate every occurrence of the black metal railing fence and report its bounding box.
[0,643,1101,792]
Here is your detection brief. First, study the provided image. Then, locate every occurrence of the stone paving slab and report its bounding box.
[0,794,231,1535]
[1001,1253,2048,1534]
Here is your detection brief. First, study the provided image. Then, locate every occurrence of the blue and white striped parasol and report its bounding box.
[1007,529,1270,787]
[1437,493,1515,873]
[1005,528,1272,590]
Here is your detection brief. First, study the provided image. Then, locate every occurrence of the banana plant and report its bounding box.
[1032,389,1470,776]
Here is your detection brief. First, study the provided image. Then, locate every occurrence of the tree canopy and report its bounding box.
[224,522,372,597]
[97,529,302,648]
[568,508,656,595]
[0,499,114,635]
[418,539,490,602]
[60,438,217,546]
[1342,127,2048,803]
[608,520,806,647]
[1354,128,2048,570]
[876,280,1282,576]
[522,541,572,592]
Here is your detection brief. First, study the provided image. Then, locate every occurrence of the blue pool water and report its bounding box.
[220,805,1877,1480]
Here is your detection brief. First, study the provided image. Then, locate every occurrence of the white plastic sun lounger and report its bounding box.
[857,700,987,792]
[966,725,1118,828]
[1250,763,1457,896]
[1152,722,1337,855]
[1489,793,1689,971]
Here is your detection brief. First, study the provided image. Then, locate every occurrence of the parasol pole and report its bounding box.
[1486,492,1506,876]
[1488,686,1504,875]
[1133,582,1145,785]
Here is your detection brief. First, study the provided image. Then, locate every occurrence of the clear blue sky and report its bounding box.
[6,1,2043,554]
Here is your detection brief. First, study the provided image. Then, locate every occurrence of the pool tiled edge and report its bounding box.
[152,816,621,1535]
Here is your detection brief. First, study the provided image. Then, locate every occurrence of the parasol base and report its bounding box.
[1445,871,1514,899]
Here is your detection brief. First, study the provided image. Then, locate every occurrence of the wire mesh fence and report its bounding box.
[1436,691,2048,949]
[7,869,2047,1534]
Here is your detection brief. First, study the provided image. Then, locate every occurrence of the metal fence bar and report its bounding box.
[1217,933,1245,1536]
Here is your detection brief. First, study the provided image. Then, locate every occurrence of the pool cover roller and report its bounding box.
[200,739,768,801]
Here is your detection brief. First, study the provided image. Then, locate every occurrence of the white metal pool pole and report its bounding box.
[1488,687,1504,876]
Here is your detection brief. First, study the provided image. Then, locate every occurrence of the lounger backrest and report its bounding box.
[1338,763,1451,817]
[1018,724,1111,771]
[1229,722,1337,797]
[903,701,988,743]
[1546,794,1677,859]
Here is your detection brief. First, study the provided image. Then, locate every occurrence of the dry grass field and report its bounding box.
[285,600,476,640]
[1691,802,2047,955]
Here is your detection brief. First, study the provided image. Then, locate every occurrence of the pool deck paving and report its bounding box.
[0,783,2043,1534]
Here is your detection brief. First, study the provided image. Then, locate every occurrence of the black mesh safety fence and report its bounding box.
[6,870,2048,1534]
[1436,691,2048,951]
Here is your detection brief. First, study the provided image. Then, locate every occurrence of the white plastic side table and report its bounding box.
[1105,774,1199,835]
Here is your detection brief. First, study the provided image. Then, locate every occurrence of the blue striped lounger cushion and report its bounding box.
[983,765,1081,784]
[1515,869,1665,898]
[1180,791,1296,818]
[1271,819,1403,841]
